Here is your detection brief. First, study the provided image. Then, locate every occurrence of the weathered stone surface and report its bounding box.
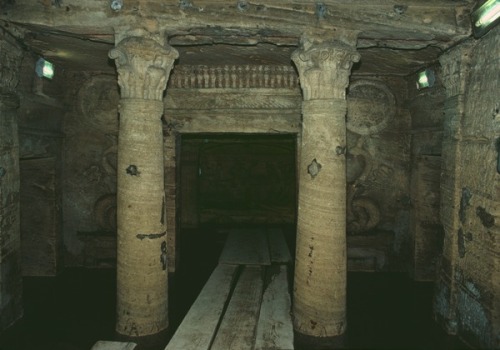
[0,37,23,332]
[20,158,62,276]
[347,79,395,135]
[434,26,500,349]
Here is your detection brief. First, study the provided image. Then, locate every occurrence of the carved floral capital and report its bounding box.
[109,36,179,101]
[292,37,360,100]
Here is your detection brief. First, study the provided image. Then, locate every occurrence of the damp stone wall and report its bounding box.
[434,26,499,349]
[0,34,23,331]
[407,64,446,281]
[17,55,65,277]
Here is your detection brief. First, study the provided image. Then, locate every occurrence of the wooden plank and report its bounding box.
[267,228,292,264]
[219,229,271,266]
[255,265,294,350]
[91,341,137,350]
[211,266,264,350]
[165,264,238,350]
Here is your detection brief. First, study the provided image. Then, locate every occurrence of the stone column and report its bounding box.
[109,33,178,337]
[292,35,359,341]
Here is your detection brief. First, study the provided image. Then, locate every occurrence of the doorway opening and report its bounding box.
[170,132,298,325]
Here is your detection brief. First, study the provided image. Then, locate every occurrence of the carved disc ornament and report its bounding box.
[78,75,119,133]
[347,80,395,135]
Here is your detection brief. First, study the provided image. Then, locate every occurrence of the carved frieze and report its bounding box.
[168,65,299,89]
[109,36,178,100]
[346,80,395,135]
[292,36,360,100]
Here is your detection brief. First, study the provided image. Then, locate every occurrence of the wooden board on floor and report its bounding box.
[211,266,264,350]
[165,264,238,350]
[91,341,137,350]
[219,229,271,265]
[255,265,294,350]
[267,228,292,264]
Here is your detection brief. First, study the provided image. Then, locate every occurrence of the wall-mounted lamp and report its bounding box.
[472,0,500,38]
[35,58,54,80]
[416,68,435,90]
[110,0,123,11]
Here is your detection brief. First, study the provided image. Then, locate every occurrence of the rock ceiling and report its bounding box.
[1,0,476,76]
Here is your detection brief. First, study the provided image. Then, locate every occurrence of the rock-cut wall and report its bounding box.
[434,26,499,349]
[0,34,23,331]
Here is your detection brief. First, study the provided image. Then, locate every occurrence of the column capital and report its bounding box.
[109,34,178,101]
[292,35,360,100]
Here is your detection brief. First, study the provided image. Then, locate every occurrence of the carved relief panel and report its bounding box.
[345,79,409,242]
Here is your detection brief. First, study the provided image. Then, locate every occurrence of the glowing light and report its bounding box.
[472,0,500,37]
[35,58,55,80]
[416,69,435,90]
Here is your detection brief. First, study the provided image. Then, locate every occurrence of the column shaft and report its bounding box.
[292,36,359,339]
[294,99,348,336]
[116,99,167,335]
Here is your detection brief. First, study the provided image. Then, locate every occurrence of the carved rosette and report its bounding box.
[109,36,179,101]
[292,38,360,100]
[346,80,395,135]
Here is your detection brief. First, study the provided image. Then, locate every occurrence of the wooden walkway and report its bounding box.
[165,228,294,350]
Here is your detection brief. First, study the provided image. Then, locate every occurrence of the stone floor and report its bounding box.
[0,227,470,350]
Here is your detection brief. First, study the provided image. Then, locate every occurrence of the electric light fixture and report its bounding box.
[416,69,435,90]
[472,0,500,38]
[35,58,54,80]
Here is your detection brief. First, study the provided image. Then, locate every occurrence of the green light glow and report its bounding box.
[474,0,500,27]
[418,72,429,86]
[42,61,54,79]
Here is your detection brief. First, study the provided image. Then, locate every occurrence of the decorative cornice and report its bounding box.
[168,65,299,89]
[109,36,179,100]
[292,36,360,100]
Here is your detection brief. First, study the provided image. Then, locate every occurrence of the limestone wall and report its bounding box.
[407,65,446,281]
[0,34,23,331]
[61,73,120,267]
[345,77,411,271]
[17,55,65,276]
[434,26,499,349]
